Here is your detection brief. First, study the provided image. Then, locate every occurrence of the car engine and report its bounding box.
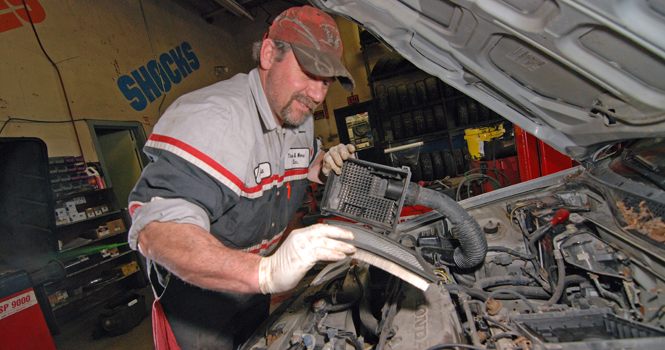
[241,159,665,350]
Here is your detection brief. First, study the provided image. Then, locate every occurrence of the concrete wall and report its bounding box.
[0,0,375,158]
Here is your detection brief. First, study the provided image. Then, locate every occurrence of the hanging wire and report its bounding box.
[20,0,85,161]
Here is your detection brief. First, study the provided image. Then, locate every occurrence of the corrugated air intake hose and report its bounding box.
[403,182,487,269]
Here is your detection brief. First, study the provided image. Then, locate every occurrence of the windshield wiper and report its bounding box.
[620,150,665,191]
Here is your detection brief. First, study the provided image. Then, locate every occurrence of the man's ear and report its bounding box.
[259,39,276,70]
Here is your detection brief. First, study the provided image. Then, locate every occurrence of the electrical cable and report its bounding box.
[456,174,502,201]
[21,0,84,161]
[521,266,550,292]
[466,167,511,187]
[444,284,489,302]
[487,246,535,261]
[591,143,620,163]
[460,293,483,347]
[509,203,532,229]
[0,117,94,135]
[591,276,627,309]
[482,316,519,334]
[0,119,9,135]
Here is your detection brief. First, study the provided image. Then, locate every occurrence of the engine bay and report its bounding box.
[241,161,665,350]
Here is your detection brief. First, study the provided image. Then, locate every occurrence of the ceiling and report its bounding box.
[171,0,309,23]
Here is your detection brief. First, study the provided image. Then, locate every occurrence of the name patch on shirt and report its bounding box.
[285,148,310,169]
[254,163,272,184]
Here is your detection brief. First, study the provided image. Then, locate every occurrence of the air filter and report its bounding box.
[327,220,437,291]
[321,158,411,232]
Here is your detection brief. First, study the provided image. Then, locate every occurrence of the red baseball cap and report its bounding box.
[267,6,355,91]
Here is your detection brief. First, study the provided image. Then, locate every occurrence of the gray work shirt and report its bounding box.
[127,68,321,263]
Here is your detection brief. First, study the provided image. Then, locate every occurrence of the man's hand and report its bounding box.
[322,144,356,176]
[258,224,356,294]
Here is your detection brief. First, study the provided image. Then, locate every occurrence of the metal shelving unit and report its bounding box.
[356,29,507,182]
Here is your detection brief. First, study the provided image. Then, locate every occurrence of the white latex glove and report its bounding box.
[258,224,356,294]
[322,144,356,176]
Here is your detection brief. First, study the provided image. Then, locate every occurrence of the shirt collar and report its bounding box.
[249,68,278,131]
[248,67,312,135]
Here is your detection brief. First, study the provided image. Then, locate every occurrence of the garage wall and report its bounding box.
[0,0,372,158]
[0,0,261,160]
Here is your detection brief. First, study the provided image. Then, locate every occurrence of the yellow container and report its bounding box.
[464,124,505,160]
[120,261,139,276]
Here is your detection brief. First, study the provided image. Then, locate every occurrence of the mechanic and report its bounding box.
[126,6,358,349]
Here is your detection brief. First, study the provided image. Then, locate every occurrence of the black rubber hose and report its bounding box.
[405,183,487,268]
[447,284,549,301]
[543,255,566,307]
[488,289,538,313]
[472,275,532,290]
[527,224,552,257]
[487,286,550,299]
[564,275,588,287]
[452,273,475,287]
[445,284,488,301]
[482,316,519,334]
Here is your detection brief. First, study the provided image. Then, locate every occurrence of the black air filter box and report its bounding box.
[321,158,410,232]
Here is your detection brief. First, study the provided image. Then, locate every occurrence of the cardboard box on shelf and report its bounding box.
[100,246,119,258]
[85,208,95,218]
[48,290,68,306]
[95,225,110,239]
[106,219,126,234]
[100,204,109,213]
[55,208,67,219]
[120,261,139,276]
[55,218,70,226]
[93,206,103,216]
[66,204,77,214]
[69,212,86,223]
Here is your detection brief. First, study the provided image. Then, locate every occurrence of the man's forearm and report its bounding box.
[137,221,262,294]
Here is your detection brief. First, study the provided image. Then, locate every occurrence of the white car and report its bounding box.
[241,1,665,349]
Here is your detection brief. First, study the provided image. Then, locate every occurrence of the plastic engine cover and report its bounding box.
[386,283,463,350]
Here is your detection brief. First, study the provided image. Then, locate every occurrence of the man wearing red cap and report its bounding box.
[127,5,358,349]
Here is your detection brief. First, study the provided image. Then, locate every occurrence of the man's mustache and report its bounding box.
[291,94,316,112]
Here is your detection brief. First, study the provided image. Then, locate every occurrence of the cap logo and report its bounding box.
[321,23,341,54]
[275,12,321,51]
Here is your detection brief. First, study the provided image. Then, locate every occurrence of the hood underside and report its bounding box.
[311,0,665,160]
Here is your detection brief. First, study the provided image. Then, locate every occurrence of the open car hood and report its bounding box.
[311,0,665,160]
